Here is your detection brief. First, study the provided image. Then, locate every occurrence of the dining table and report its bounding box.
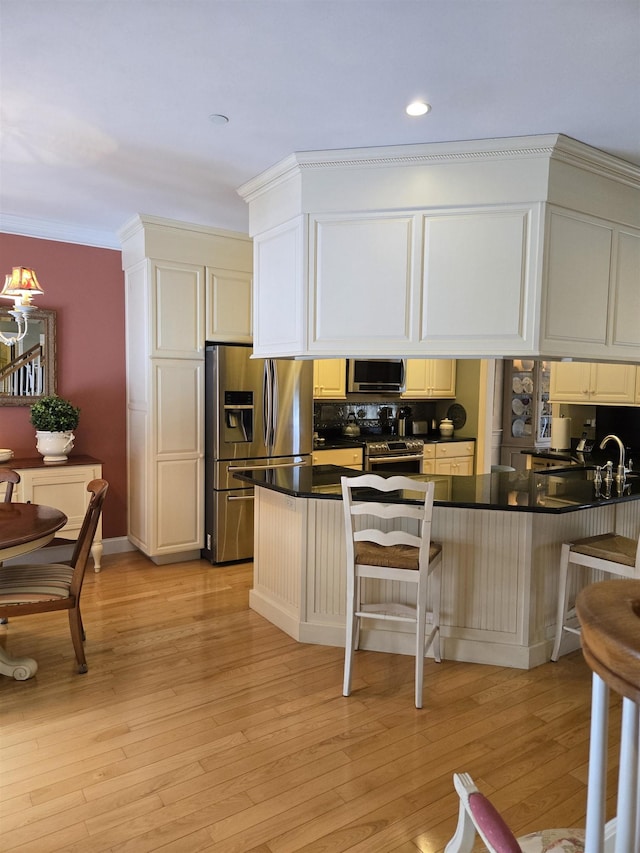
[0,502,67,680]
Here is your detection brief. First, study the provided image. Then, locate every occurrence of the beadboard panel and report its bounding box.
[249,485,640,668]
[252,488,307,618]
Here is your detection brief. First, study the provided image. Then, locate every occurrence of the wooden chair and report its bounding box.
[340,474,443,709]
[0,467,20,502]
[0,479,108,674]
[445,772,585,852]
[550,530,640,662]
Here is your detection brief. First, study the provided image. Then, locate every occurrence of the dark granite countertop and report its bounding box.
[234,464,640,513]
[313,435,475,450]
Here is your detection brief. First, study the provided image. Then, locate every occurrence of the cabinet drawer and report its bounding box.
[435,441,475,459]
[312,448,363,469]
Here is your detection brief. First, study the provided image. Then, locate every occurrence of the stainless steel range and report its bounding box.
[364,436,424,473]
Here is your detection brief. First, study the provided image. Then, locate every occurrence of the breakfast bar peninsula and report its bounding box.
[236,465,640,669]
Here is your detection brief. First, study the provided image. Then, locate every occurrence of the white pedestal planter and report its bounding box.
[35,430,75,463]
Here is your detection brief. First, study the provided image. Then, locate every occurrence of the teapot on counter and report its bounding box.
[342,413,361,437]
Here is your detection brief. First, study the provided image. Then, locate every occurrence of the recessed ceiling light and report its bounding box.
[406,101,431,117]
[209,114,229,125]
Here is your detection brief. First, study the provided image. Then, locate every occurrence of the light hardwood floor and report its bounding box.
[0,550,620,852]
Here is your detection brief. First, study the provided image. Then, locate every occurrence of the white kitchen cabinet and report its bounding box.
[423,441,475,476]
[541,210,640,361]
[205,268,252,343]
[402,359,456,398]
[311,447,363,469]
[313,359,346,398]
[239,135,640,363]
[120,215,252,563]
[549,361,637,404]
[3,456,103,570]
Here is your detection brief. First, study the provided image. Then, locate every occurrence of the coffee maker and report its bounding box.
[397,406,413,436]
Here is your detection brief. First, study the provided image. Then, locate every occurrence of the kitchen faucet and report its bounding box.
[599,434,627,487]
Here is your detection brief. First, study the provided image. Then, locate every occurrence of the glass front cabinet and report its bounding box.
[500,359,551,470]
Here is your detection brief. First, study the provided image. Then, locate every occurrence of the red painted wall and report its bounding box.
[0,234,127,539]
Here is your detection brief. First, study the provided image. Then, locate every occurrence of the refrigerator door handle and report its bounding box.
[271,359,279,447]
[262,360,271,448]
[226,494,255,502]
[227,460,308,472]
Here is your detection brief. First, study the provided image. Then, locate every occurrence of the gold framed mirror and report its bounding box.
[0,307,56,406]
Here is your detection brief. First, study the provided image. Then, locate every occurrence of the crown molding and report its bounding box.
[237,134,640,202]
[0,214,120,250]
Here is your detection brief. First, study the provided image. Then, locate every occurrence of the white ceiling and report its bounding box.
[1,0,639,249]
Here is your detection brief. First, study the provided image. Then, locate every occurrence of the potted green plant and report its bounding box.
[30,395,80,462]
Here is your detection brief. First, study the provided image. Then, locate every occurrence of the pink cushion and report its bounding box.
[468,791,522,852]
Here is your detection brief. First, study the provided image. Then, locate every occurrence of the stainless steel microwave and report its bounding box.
[347,359,406,394]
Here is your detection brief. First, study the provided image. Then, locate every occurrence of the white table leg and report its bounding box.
[92,541,103,572]
[0,645,38,680]
[586,673,609,853]
[614,698,639,853]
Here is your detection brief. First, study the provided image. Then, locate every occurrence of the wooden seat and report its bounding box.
[0,479,108,674]
[0,467,20,502]
[445,772,585,852]
[340,474,443,709]
[550,531,640,662]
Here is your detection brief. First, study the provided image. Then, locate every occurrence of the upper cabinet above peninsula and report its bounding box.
[238,134,640,363]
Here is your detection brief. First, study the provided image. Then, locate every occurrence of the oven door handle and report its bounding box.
[367,454,424,464]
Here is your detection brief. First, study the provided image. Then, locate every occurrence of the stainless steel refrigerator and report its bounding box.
[203,342,313,564]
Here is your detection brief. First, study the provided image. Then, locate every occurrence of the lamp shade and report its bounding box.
[1,267,44,305]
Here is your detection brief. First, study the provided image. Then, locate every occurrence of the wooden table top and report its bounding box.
[577,579,640,705]
[0,502,67,552]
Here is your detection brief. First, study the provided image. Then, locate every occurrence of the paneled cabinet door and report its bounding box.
[436,457,474,475]
[542,212,640,359]
[403,359,456,398]
[549,362,593,402]
[550,361,636,403]
[205,268,252,343]
[309,213,417,353]
[151,261,205,358]
[420,207,537,356]
[313,359,347,398]
[590,363,637,403]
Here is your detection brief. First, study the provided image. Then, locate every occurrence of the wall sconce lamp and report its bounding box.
[0,267,44,346]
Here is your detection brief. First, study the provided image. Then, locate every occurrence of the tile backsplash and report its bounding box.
[314,399,438,434]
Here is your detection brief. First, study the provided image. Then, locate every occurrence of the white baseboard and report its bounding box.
[5,536,137,566]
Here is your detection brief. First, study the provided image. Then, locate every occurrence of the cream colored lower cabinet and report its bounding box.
[550,361,637,404]
[313,359,347,398]
[5,456,104,570]
[423,441,475,476]
[403,359,456,398]
[311,447,363,469]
